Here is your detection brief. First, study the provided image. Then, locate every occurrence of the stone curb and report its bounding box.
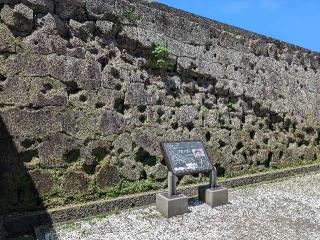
[3,163,320,238]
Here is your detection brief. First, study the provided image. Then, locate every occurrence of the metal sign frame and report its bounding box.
[160,140,213,177]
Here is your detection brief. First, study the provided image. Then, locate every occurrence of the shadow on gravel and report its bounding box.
[188,198,204,207]
[0,117,56,239]
[188,197,233,208]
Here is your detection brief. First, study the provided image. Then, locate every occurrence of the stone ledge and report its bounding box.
[2,163,320,238]
[131,0,320,55]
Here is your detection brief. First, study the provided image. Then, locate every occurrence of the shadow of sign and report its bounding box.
[0,117,56,239]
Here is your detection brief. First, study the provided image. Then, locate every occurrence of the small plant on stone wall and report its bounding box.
[227,102,236,112]
[122,7,141,23]
[152,41,169,69]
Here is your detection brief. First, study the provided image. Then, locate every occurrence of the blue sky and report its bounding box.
[156,0,320,52]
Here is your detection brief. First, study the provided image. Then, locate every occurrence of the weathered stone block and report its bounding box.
[0,108,61,139]
[0,4,33,34]
[55,0,87,21]
[176,105,198,125]
[61,170,91,194]
[28,77,68,108]
[0,23,16,53]
[146,163,167,180]
[5,53,50,77]
[22,31,69,55]
[58,110,100,139]
[38,133,80,168]
[96,164,119,188]
[124,83,159,106]
[300,146,317,161]
[119,67,147,83]
[86,0,115,20]
[101,65,121,90]
[35,13,69,37]
[21,0,54,13]
[204,110,220,128]
[69,20,96,42]
[119,157,143,181]
[48,55,102,90]
[96,20,117,39]
[0,76,30,107]
[113,133,133,154]
[98,89,122,109]
[29,169,56,194]
[100,110,125,135]
[164,76,181,91]
[197,60,225,78]
[82,140,112,166]
[131,128,162,156]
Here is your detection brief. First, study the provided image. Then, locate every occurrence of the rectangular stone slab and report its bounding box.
[198,185,228,207]
[156,193,188,218]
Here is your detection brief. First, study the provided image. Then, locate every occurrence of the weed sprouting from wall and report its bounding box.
[152,41,169,69]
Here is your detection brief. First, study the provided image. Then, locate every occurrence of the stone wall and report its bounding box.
[0,0,319,214]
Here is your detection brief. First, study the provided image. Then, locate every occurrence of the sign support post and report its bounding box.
[209,167,217,189]
[168,172,177,197]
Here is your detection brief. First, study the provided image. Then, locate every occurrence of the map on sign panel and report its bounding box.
[161,141,213,176]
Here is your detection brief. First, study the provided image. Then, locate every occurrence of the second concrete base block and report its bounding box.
[198,185,229,207]
[156,193,188,218]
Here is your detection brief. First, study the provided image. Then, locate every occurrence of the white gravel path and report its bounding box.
[41,173,320,240]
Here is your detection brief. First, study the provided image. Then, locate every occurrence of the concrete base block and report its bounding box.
[156,193,188,218]
[198,185,228,207]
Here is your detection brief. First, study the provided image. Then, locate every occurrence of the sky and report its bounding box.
[156,0,320,52]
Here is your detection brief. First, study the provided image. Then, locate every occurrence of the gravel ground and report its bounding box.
[40,173,320,240]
